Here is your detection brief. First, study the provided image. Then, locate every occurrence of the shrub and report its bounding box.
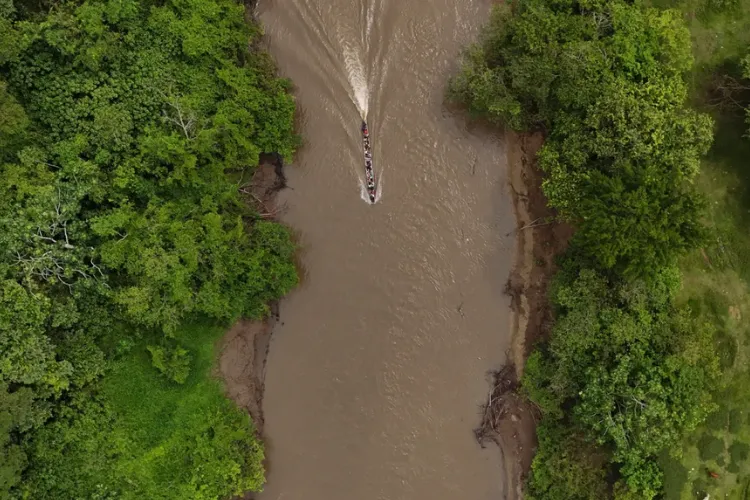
[698,434,725,461]
[660,451,689,500]
[147,344,192,384]
[526,423,610,500]
[729,441,750,464]
[706,406,730,431]
[729,409,745,433]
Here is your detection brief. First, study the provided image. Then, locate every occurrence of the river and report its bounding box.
[256,0,516,498]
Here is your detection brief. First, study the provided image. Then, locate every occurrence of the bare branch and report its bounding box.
[159,91,198,139]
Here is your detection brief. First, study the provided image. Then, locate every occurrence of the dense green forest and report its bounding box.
[0,0,298,496]
[452,0,750,497]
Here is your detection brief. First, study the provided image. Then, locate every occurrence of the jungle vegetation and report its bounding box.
[449,0,750,497]
[0,0,298,496]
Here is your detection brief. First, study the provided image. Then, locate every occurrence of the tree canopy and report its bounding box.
[523,266,717,498]
[450,0,712,278]
[0,0,298,495]
[451,0,717,497]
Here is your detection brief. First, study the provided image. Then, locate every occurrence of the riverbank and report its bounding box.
[217,157,291,500]
[219,155,289,430]
[475,131,573,497]
[216,0,296,443]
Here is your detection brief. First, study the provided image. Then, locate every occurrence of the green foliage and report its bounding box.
[21,391,120,498]
[661,113,750,496]
[697,433,725,460]
[21,327,266,500]
[730,409,745,433]
[147,343,192,384]
[525,266,718,497]
[659,450,689,500]
[452,0,721,497]
[0,80,27,160]
[0,280,72,391]
[526,422,610,500]
[97,324,265,499]
[0,0,298,494]
[729,441,750,464]
[0,0,13,19]
[706,405,731,431]
[0,384,39,496]
[1,0,297,332]
[450,0,712,278]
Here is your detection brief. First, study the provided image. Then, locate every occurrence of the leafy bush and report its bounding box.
[729,441,750,464]
[729,409,745,433]
[527,267,717,497]
[23,326,266,499]
[147,343,192,384]
[526,422,610,500]
[698,434,725,461]
[706,405,730,431]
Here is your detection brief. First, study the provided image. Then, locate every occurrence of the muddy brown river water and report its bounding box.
[256,0,516,498]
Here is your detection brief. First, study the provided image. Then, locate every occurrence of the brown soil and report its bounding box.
[240,154,288,220]
[217,303,279,433]
[505,131,573,372]
[474,131,573,498]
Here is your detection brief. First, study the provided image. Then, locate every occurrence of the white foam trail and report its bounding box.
[366,2,375,46]
[359,178,370,204]
[343,45,369,119]
[374,174,383,204]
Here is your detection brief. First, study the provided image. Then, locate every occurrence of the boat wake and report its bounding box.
[343,46,369,120]
[344,45,380,205]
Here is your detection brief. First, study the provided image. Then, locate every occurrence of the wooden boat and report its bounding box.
[362,121,376,203]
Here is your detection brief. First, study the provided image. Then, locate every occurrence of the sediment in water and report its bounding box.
[475,131,573,496]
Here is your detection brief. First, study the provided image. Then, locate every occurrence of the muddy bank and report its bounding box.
[505,131,573,373]
[218,303,279,433]
[475,131,573,496]
[218,152,288,430]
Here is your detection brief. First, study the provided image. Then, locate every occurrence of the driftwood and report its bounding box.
[239,185,289,219]
[505,216,555,237]
[474,365,521,447]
